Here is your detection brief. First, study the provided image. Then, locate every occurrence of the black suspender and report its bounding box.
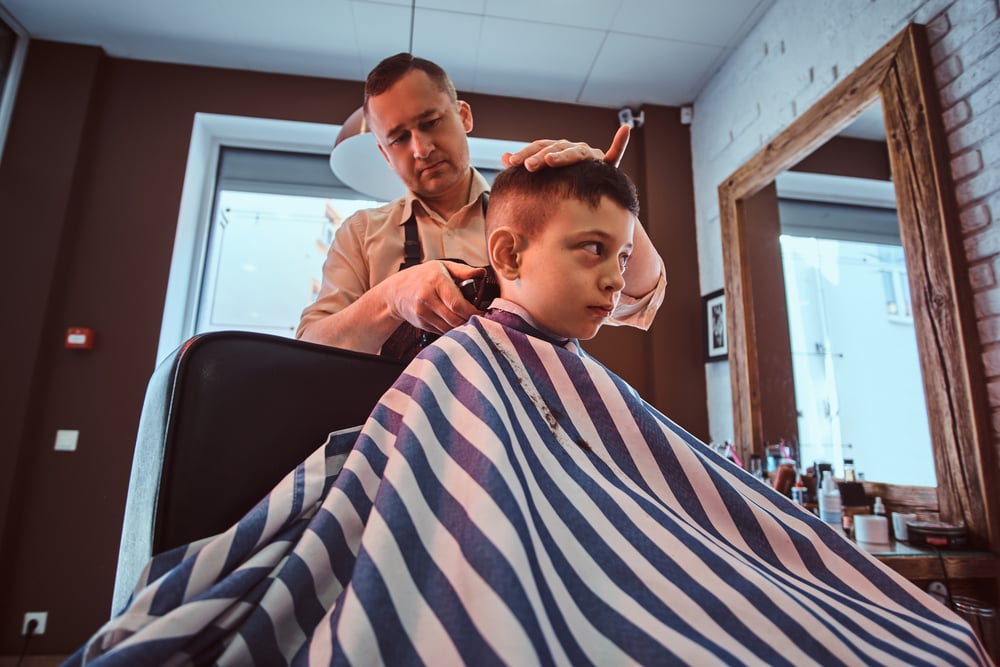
[398,193,489,272]
[382,193,494,363]
[399,208,423,271]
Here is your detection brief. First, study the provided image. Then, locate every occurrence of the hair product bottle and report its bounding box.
[791,473,807,505]
[843,458,857,482]
[873,496,886,516]
[818,471,842,526]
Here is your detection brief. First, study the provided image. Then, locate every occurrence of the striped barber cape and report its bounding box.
[68,309,989,666]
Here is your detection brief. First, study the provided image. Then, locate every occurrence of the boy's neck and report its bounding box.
[488,298,573,345]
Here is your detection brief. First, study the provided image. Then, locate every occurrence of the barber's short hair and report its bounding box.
[364,52,458,113]
[486,160,640,239]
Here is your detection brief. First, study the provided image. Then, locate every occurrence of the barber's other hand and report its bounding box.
[385,260,486,335]
[501,124,630,171]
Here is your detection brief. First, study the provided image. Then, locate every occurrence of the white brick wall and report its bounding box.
[691,0,1000,447]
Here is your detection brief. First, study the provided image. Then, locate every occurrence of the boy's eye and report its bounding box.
[619,253,630,271]
[582,242,602,255]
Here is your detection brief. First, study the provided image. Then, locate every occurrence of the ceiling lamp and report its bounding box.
[329,106,406,202]
[330,0,414,202]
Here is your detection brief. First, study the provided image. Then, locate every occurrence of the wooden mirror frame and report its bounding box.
[717,23,996,547]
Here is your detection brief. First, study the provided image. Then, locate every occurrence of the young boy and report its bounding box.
[483,158,640,343]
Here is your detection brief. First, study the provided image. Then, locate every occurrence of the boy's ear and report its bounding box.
[488,227,522,279]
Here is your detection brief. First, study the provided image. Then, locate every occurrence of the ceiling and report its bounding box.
[2,0,887,141]
[1,0,780,110]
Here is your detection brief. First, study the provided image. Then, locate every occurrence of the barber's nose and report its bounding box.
[411,132,433,159]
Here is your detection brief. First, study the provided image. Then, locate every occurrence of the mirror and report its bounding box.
[773,128,937,488]
[717,24,992,543]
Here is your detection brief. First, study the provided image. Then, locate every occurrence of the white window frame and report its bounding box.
[0,6,29,167]
[157,113,526,365]
[775,171,897,209]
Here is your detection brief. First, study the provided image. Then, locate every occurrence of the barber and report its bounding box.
[297,53,665,353]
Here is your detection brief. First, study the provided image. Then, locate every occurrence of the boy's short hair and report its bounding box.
[364,53,458,113]
[486,159,640,239]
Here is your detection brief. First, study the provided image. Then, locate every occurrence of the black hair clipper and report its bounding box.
[457,266,500,310]
[381,266,499,363]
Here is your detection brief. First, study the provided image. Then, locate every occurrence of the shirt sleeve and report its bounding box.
[606,258,667,331]
[296,210,372,338]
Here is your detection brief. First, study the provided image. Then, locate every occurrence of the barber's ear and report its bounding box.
[488,227,522,279]
[458,100,473,133]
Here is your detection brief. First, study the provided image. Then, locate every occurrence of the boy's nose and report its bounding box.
[603,266,626,292]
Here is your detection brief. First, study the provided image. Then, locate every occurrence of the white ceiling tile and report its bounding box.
[418,0,487,13]
[410,9,485,91]
[351,1,415,70]
[352,0,411,6]
[472,16,605,103]
[582,32,723,107]
[613,0,771,46]
[483,0,623,31]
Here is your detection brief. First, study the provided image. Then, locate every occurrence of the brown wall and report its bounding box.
[791,136,893,181]
[0,41,704,654]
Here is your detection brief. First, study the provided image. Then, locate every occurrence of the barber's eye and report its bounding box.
[389,131,409,146]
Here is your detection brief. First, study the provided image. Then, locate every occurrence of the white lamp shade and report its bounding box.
[329,108,406,202]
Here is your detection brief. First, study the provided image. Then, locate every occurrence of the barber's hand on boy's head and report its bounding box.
[501,125,630,171]
[385,260,487,335]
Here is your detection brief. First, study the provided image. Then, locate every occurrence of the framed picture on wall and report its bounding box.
[703,289,727,361]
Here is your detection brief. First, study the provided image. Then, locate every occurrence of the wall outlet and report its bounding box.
[54,429,79,451]
[23,611,47,635]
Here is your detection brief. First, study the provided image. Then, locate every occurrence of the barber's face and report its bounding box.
[366,70,473,200]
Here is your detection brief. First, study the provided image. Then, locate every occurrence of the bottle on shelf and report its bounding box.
[791,473,807,506]
[873,496,886,516]
[818,471,842,526]
[772,458,797,496]
[843,458,857,482]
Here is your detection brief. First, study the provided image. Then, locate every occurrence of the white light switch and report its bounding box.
[54,429,79,451]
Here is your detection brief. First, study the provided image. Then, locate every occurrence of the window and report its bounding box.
[158,113,523,364]
[196,148,385,337]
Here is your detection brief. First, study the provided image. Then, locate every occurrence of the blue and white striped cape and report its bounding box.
[70,311,989,666]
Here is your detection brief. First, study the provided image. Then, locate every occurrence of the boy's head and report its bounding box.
[486,159,640,341]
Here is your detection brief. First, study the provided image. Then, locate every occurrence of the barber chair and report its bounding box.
[112,331,406,615]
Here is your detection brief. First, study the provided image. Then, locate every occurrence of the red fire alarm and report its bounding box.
[65,327,95,350]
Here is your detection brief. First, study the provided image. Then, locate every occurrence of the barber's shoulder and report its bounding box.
[337,199,403,236]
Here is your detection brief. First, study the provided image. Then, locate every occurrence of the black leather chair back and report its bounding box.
[113,331,406,615]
